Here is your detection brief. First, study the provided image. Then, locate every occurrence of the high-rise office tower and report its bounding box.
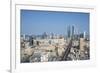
[83,31,86,39]
[71,25,74,39]
[67,25,75,39]
[67,25,71,38]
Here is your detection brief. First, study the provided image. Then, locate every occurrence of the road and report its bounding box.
[61,40,72,61]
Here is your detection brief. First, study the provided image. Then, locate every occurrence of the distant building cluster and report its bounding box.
[21,25,90,63]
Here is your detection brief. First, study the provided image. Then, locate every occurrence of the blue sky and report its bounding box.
[21,10,89,35]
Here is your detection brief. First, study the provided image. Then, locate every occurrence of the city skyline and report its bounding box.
[21,10,89,35]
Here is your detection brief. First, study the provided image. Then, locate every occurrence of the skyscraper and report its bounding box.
[67,25,71,38]
[71,25,74,39]
[83,31,86,39]
[67,25,75,39]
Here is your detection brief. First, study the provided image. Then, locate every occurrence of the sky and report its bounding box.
[21,10,89,35]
